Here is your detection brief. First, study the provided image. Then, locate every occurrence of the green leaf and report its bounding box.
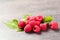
[5,19,18,29]
[21,18,26,22]
[17,28,22,32]
[12,19,18,24]
[5,19,22,32]
[44,16,52,23]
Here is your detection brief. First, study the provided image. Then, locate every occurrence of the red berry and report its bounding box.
[33,25,41,33]
[26,16,30,20]
[40,23,47,31]
[26,20,30,25]
[35,16,43,22]
[24,24,32,32]
[35,21,40,26]
[29,16,36,21]
[29,20,36,27]
[29,16,33,21]
[18,21,25,29]
[32,16,36,21]
[49,22,58,30]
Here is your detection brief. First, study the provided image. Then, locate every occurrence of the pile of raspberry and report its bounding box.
[18,15,58,33]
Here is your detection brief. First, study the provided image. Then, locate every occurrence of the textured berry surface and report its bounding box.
[35,16,43,22]
[33,25,41,33]
[26,16,30,20]
[49,22,58,30]
[35,21,40,26]
[26,20,30,25]
[24,24,32,32]
[18,21,25,29]
[29,16,36,21]
[40,23,47,31]
[29,20,36,27]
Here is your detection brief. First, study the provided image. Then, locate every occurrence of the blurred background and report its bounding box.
[0,0,60,21]
[0,0,60,40]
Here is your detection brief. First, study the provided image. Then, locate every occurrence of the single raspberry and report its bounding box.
[18,21,25,29]
[29,20,36,27]
[24,24,32,32]
[40,23,47,31]
[35,16,43,22]
[33,25,41,33]
[49,21,58,30]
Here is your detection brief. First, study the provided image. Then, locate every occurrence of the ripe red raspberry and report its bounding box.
[29,16,36,21]
[29,16,33,21]
[18,21,25,29]
[24,24,32,32]
[49,22,58,30]
[33,25,41,33]
[35,16,43,22]
[26,20,30,25]
[32,16,36,21]
[35,21,40,26]
[29,20,36,27]
[40,23,47,31]
[26,16,31,20]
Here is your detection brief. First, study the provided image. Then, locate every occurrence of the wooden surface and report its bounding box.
[0,0,60,40]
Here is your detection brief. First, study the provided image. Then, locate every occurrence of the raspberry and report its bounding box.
[26,20,30,25]
[29,20,36,27]
[40,23,47,31]
[33,25,41,33]
[32,16,36,21]
[18,21,25,29]
[24,24,32,32]
[35,21,40,26]
[49,22,58,30]
[35,16,43,22]
[29,16,36,21]
[26,16,31,20]
[29,16,34,21]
